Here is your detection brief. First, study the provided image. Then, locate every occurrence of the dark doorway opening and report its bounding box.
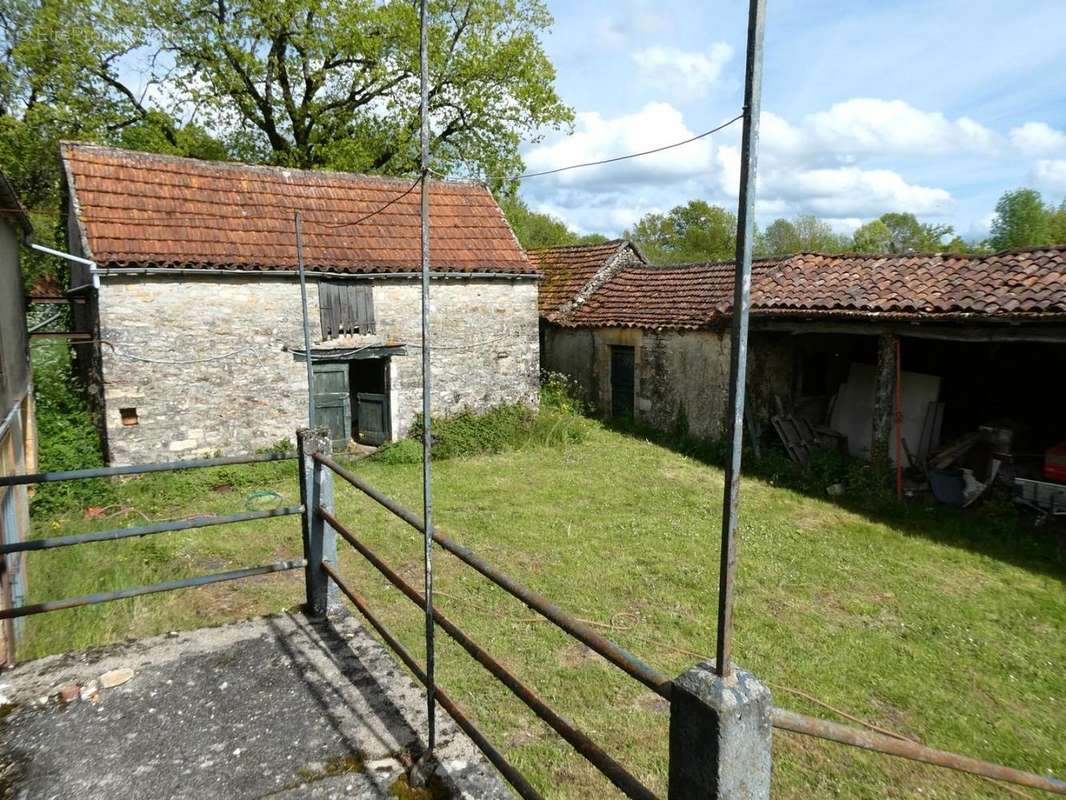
[610,345,635,419]
[350,358,390,446]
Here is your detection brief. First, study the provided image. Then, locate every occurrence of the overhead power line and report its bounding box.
[480,112,745,182]
[307,172,425,230]
[12,111,744,234]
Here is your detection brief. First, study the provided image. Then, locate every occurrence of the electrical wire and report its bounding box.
[99,339,263,366]
[480,113,744,182]
[307,172,425,230]
[3,112,744,231]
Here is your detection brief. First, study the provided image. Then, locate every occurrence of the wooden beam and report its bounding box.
[29,332,92,341]
[28,296,85,304]
[754,318,1066,343]
[870,333,896,468]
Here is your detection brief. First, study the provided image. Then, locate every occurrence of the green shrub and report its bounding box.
[540,370,589,416]
[372,438,423,465]
[371,375,590,464]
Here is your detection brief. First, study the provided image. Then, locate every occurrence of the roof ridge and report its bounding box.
[526,238,626,255]
[786,244,1066,260]
[59,141,488,190]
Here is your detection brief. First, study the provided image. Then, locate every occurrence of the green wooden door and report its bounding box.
[356,393,389,446]
[312,363,351,448]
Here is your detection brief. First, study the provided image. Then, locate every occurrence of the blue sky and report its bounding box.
[518,0,1066,239]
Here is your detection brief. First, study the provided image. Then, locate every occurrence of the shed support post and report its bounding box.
[669,661,772,800]
[298,428,337,617]
[871,333,897,466]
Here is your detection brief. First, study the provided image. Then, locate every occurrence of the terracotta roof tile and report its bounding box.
[526,240,637,318]
[556,248,1066,329]
[61,143,533,275]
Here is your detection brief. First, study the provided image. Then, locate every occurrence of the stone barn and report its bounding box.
[60,144,539,465]
[539,241,1066,466]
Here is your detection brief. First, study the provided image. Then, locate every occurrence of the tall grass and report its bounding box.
[373,372,591,464]
[30,341,113,516]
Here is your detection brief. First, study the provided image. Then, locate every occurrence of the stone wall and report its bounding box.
[541,324,597,405]
[97,274,539,464]
[543,323,794,440]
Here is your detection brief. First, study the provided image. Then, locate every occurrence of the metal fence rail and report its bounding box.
[0,506,302,554]
[0,455,304,639]
[0,559,306,620]
[316,454,670,698]
[322,563,544,800]
[0,451,296,488]
[772,708,1066,796]
[318,505,659,800]
[317,457,1066,798]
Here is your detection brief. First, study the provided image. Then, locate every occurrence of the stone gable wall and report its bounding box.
[97,275,539,464]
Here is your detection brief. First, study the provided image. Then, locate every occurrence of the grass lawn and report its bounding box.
[20,425,1065,799]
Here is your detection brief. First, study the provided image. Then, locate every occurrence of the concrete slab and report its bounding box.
[0,612,513,799]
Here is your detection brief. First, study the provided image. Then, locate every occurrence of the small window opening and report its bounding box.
[120,407,139,427]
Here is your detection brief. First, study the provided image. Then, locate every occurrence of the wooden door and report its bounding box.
[356,393,389,446]
[312,363,351,448]
[610,346,635,419]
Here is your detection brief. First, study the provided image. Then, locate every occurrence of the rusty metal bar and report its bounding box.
[772,708,1066,796]
[322,563,544,800]
[0,559,306,620]
[319,507,658,800]
[0,506,302,555]
[716,0,767,679]
[0,452,297,487]
[316,454,671,698]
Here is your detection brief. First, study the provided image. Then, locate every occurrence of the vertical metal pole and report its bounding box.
[418,0,437,755]
[715,0,766,679]
[298,428,334,616]
[295,211,316,427]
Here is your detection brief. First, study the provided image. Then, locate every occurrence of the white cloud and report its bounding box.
[519,100,977,234]
[716,143,953,218]
[1011,122,1066,157]
[523,102,718,187]
[632,43,734,99]
[1032,160,1066,195]
[767,167,954,217]
[760,99,1002,161]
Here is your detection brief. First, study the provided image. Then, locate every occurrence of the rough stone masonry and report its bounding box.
[95,274,539,464]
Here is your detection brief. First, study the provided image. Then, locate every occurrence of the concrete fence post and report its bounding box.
[297,428,338,616]
[669,661,772,800]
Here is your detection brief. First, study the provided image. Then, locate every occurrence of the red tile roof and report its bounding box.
[527,239,642,319]
[60,143,533,275]
[556,247,1066,329]
[752,249,1066,317]
[564,260,782,329]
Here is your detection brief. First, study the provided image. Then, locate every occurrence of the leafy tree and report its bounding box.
[760,214,846,256]
[499,195,606,249]
[1050,200,1066,246]
[148,0,573,179]
[878,212,954,253]
[626,200,736,264]
[851,219,892,254]
[987,189,1051,251]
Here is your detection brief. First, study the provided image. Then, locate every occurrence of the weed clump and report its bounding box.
[372,372,589,464]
